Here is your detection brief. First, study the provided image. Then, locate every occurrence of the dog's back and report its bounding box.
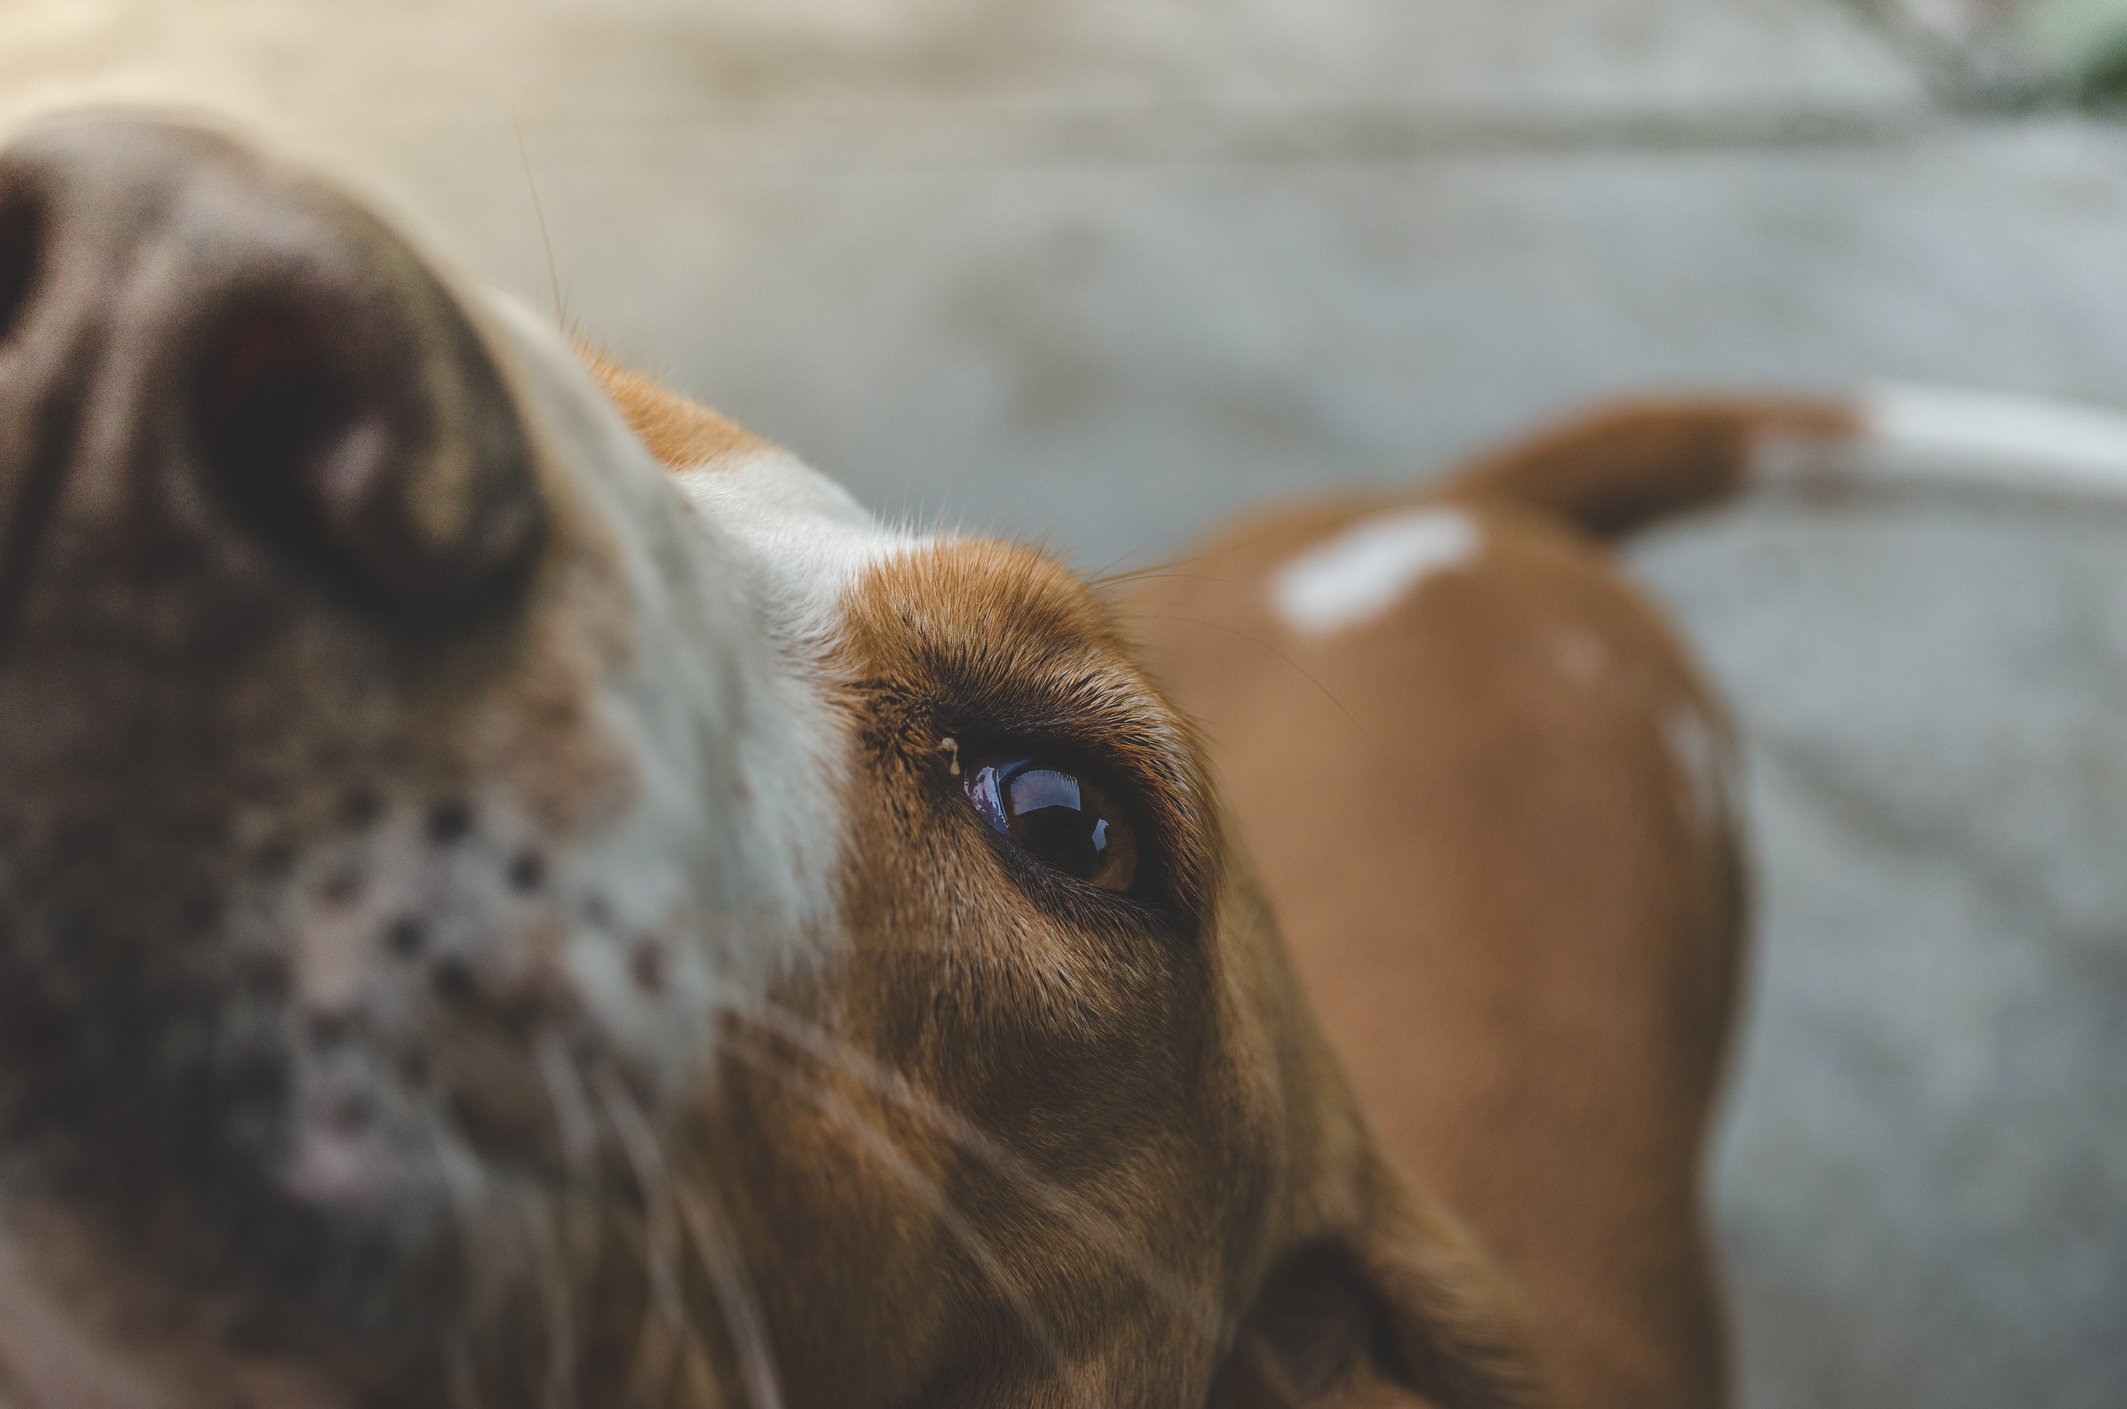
[1127,389,2127,1407]
[1130,488,1743,1408]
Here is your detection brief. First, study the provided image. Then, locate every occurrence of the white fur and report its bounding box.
[1661,707,1728,837]
[1867,385,2127,489]
[1273,507,1481,638]
[1761,384,2127,503]
[482,295,870,1078]
[675,449,928,650]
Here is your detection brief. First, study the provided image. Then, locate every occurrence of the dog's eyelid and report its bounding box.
[937,723,1164,826]
[931,716,1215,925]
[879,638,1216,914]
[923,665,1187,785]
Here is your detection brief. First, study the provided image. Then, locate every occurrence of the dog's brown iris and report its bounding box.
[964,755,1140,893]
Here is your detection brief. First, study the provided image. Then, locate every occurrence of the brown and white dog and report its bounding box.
[0,112,2120,1409]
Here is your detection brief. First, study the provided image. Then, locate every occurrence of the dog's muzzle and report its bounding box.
[0,113,826,1392]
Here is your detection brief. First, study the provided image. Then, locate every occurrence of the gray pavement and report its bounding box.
[5,2,2124,1405]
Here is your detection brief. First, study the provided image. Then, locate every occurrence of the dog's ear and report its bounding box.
[1208,1183,1548,1409]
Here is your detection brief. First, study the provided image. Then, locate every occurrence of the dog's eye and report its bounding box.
[964,755,1140,893]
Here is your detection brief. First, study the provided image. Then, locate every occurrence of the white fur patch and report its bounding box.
[1662,708,1729,836]
[481,294,878,1079]
[1273,508,1480,638]
[1868,385,2127,484]
[675,450,928,650]
[1763,385,2127,503]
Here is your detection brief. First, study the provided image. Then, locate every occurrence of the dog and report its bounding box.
[0,111,2119,1409]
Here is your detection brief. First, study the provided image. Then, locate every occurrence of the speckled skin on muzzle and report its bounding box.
[0,114,834,1403]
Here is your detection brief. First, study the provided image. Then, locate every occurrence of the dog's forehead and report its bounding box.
[576,351,937,644]
[673,447,929,643]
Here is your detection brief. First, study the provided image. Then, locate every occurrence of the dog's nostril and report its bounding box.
[0,179,42,348]
[193,303,373,579]
[186,280,546,616]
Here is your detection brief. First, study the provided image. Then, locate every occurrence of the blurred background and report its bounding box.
[4,2,2124,1405]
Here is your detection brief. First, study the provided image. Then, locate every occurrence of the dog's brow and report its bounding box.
[674,448,927,648]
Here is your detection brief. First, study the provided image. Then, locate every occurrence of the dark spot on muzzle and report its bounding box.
[423,798,475,844]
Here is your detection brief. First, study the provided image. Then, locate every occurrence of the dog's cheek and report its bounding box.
[1209,1172,1550,1409]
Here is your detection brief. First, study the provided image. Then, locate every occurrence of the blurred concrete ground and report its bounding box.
[4,2,2123,1405]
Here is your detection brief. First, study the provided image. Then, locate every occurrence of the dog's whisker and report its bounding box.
[595,1071,780,1409]
[533,1034,604,1188]
[669,1175,784,1409]
[725,996,1230,1344]
[574,1062,701,1406]
[418,1103,516,1400]
[512,121,568,332]
[527,1036,633,1409]
[1086,544,1227,590]
[531,1033,617,1328]
[719,1030,1104,1409]
[445,1327,488,1409]
[513,1191,580,1409]
[427,1111,496,1295]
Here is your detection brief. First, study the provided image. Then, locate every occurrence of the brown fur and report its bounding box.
[586,351,772,470]
[3,111,1554,1407]
[0,111,1812,1409]
[1439,397,1854,538]
[1127,451,1759,1407]
[691,536,1548,1407]
[577,245,1800,1409]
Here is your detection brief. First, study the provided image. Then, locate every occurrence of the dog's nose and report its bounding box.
[0,114,544,618]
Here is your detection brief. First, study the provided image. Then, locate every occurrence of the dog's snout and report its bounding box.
[0,112,818,1402]
[0,115,545,618]
[177,236,547,615]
